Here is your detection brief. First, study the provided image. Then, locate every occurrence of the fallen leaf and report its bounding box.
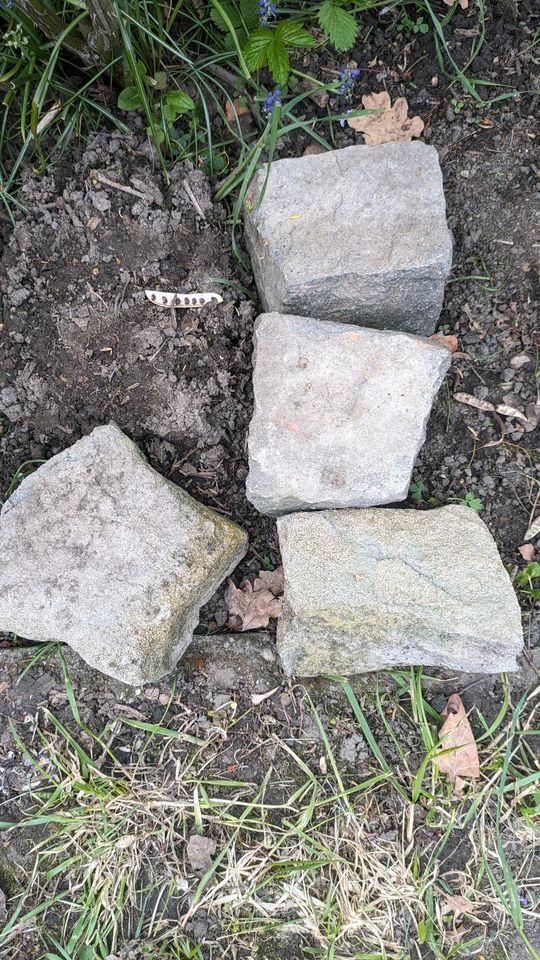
[440,892,479,922]
[510,353,531,369]
[225,97,250,123]
[454,392,528,422]
[443,0,468,8]
[35,103,61,136]
[225,567,284,631]
[254,567,285,595]
[252,686,281,706]
[518,543,535,562]
[524,515,540,542]
[430,333,459,353]
[186,834,217,873]
[347,91,424,145]
[435,694,480,797]
[116,834,136,849]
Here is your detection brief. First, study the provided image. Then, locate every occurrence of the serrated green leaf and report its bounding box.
[240,0,260,29]
[210,2,242,31]
[117,85,143,111]
[244,27,272,71]
[276,18,317,48]
[267,35,290,85]
[318,0,357,52]
[165,89,196,113]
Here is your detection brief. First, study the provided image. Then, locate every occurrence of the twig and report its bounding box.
[89,170,153,202]
[182,179,207,220]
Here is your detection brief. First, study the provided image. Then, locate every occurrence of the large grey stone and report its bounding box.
[0,425,248,684]
[244,142,452,336]
[246,313,451,516]
[277,506,523,676]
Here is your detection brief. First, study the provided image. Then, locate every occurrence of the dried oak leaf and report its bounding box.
[347,91,424,145]
[225,566,284,631]
[440,892,479,922]
[435,694,480,797]
[225,97,250,123]
[430,333,459,353]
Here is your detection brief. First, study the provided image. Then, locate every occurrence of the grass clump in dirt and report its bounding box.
[0,652,538,959]
[0,0,523,224]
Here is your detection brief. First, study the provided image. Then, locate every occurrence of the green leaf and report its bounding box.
[150,71,167,91]
[276,18,317,48]
[117,85,143,111]
[135,58,148,82]
[462,491,484,513]
[240,0,260,29]
[516,562,540,585]
[244,27,272,71]
[267,35,290,85]
[318,0,357,52]
[210,2,242,31]
[165,89,196,113]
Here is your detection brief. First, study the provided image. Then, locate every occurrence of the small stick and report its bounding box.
[89,169,152,201]
[182,178,207,220]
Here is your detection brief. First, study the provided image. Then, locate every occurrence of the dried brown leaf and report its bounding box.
[225,569,283,631]
[347,91,424,145]
[435,694,480,797]
[430,333,459,353]
[524,515,540,542]
[454,392,528,422]
[225,97,250,123]
[441,893,479,922]
[254,566,285,595]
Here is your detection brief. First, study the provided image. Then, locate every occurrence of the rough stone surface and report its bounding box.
[0,424,248,684]
[243,142,452,336]
[246,313,452,516]
[277,506,523,676]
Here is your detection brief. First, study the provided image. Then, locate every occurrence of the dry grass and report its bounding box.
[0,663,538,960]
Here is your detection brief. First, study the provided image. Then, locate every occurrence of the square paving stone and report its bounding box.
[246,313,452,516]
[244,141,452,336]
[277,507,523,676]
[0,424,248,684]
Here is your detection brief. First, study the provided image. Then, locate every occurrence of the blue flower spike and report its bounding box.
[258,0,277,24]
[262,88,283,114]
[337,67,360,97]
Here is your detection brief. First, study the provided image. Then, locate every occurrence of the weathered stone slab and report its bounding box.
[277,506,523,676]
[0,425,248,684]
[244,142,452,336]
[246,313,451,516]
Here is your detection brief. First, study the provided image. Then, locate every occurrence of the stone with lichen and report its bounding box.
[277,506,523,676]
[0,424,247,684]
